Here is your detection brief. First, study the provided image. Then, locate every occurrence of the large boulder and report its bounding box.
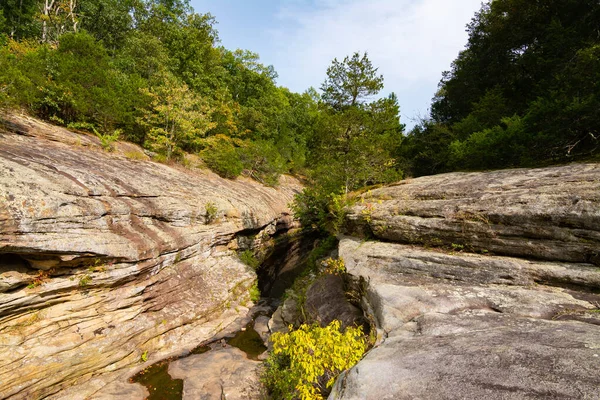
[332,237,600,400]
[332,163,600,400]
[346,164,600,265]
[0,114,301,399]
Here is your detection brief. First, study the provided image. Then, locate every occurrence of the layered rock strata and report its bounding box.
[0,114,301,399]
[333,164,600,400]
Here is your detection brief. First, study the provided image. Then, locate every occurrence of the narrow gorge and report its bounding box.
[1,115,599,399]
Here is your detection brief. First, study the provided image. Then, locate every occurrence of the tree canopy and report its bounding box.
[0,1,405,195]
[400,0,600,176]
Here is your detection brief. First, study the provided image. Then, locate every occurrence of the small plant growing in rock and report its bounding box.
[27,269,53,289]
[140,350,148,363]
[239,249,260,270]
[360,202,374,223]
[451,243,464,252]
[323,257,346,275]
[97,129,121,152]
[249,282,261,302]
[204,202,218,224]
[79,274,92,287]
[263,320,366,399]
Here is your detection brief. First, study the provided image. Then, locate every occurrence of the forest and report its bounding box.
[1,0,599,224]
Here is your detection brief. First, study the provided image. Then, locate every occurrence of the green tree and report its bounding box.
[78,0,138,51]
[139,72,215,160]
[321,52,383,110]
[405,0,600,175]
[314,52,402,194]
[0,0,39,40]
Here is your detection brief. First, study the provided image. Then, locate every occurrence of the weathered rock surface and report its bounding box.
[0,114,301,399]
[332,164,600,400]
[304,274,367,330]
[332,237,600,400]
[169,347,265,400]
[346,164,600,265]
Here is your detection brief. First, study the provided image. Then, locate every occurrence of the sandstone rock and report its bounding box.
[331,237,600,399]
[168,347,265,400]
[304,274,367,330]
[253,315,271,345]
[0,114,301,399]
[346,164,600,265]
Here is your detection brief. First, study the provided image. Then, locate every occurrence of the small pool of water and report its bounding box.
[129,359,183,400]
[226,321,267,360]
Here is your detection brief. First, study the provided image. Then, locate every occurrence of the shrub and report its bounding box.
[78,274,92,287]
[239,249,260,270]
[204,201,218,224]
[238,140,286,187]
[249,282,261,302]
[263,320,366,400]
[97,129,121,152]
[201,135,244,179]
[323,258,346,275]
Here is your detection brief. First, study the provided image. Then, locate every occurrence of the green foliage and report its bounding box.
[309,235,338,264]
[239,249,260,270]
[204,201,218,224]
[238,140,286,186]
[292,189,353,235]
[200,135,244,179]
[140,350,149,363]
[139,72,215,160]
[264,320,366,400]
[406,0,600,175]
[78,274,92,287]
[97,129,121,152]
[321,52,383,110]
[249,282,261,302]
[448,115,526,170]
[310,53,404,196]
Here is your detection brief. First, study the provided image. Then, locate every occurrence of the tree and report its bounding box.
[314,52,402,194]
[406,0,600,175]
[321,52,383,110]
[40,0,80,43]
[138,72,215,160]
[0,0,39,40]
[78,0,137,51]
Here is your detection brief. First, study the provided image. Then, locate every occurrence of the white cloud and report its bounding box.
[269,0,483,127]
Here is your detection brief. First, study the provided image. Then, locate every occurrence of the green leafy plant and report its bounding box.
[263,320,366,400]
[239,249,260,270]
[204,201,218,224]
[451,243,464,251]
[249,282,261,302]
[97,129,121,152]
[78,274,92,287]
[140,350,148,363]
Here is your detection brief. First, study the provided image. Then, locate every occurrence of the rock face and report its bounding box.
[332,164,600,400]
[346,164,600,265]
[0,114,301,399]
[304,274,367,330]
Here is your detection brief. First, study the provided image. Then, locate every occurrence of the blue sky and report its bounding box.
[190,0,483,128]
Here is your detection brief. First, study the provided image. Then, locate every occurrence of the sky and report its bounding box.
[190,0,483,128]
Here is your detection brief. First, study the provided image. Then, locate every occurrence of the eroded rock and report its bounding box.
[0,114,301,399]
[333,164,600,399]
[304,274,367,330]
[331,231,600,399]
[169,347,265,400]
[346,164,600,264]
